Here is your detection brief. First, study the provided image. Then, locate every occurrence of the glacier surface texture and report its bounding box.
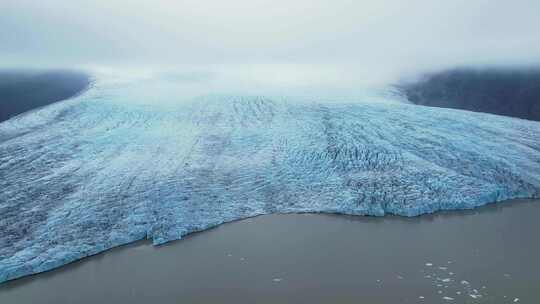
[1,78,540,283]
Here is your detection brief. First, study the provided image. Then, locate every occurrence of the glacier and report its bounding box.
[1,74,540,283]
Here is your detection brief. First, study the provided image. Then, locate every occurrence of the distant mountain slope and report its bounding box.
[399,68,540,121]
[0,70,90,122]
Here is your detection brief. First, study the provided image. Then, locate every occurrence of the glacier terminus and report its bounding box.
[1,74,539,283]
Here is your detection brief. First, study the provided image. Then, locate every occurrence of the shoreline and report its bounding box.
[0,195,538,285]
[1,198,539,303]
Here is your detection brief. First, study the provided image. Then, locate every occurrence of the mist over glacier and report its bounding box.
[3,0,540,84]
[1,73,539,283]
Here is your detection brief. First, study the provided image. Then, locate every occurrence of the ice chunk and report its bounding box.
[442,297,454,301]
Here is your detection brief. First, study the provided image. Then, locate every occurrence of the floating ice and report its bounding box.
[1,75,539,283]
[442,296,454,301]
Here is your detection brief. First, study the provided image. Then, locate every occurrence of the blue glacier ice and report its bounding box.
[1,74,539,283]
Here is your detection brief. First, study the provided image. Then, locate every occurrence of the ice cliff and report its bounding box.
[1,75,539,283]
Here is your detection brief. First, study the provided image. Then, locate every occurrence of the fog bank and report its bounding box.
[2,0,540,88]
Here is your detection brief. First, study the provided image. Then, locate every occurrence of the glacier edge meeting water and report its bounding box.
[1,76,539,283]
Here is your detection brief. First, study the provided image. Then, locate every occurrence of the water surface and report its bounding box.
[1,199,538,303]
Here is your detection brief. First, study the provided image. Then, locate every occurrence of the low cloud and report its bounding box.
[2,0,540,87]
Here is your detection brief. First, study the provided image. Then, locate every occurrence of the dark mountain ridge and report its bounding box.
[0,69,90,122]
[398,67,540,121]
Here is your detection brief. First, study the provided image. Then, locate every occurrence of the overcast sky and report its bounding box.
[1,0,540,86]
